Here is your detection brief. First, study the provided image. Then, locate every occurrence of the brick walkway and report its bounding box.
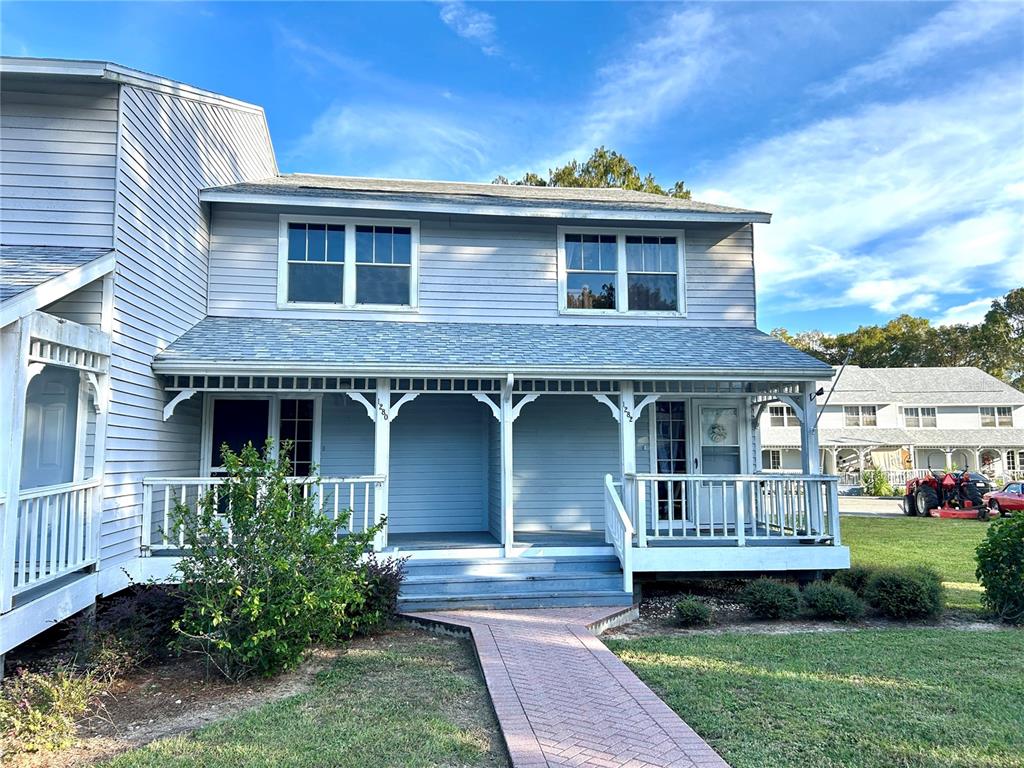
[405,607,729,768]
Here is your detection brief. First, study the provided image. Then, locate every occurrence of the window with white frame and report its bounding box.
[764,449,782,470]
[1007,450,1023,471]
[768,405,798,427]
[844,405,877,427]
[980,406,1013,428]
[558,228,684,313]
[207,396,319,476]
[279,216,417,308]
[903,406,937,428]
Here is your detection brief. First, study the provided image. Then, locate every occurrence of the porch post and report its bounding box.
[373,377,391,550]
[799,381,824,535]
[618,381,637,537]
[500,375,514,552]
[0,321,32,612]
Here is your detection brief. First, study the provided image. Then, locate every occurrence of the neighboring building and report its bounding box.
[759,365,1024,485]
[1,58,847,655]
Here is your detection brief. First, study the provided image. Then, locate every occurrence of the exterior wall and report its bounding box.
[487,417,501,539]
[512,396,619,532]
[0,77,119,248]
[101,84,276,574]
[41,277,105,327]
[206,206,757,327]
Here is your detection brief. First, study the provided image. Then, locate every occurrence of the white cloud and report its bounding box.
[815,2,1022,97]
[699,69,1024,323]
[288,103,492,178]
[935,297,996,327]
[439,1,499,56]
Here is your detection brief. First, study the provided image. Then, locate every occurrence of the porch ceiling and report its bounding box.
[152,317,833,380]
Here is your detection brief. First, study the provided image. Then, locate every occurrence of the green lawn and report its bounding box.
[841,515,990,613]
[103,631,506,768]
[610,629,1024,768]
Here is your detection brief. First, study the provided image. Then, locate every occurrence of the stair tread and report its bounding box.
[400,589,630,602]
[402,555,619,568]
[403,571,620,586]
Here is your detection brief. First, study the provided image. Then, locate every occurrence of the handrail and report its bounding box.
[605,475,634,537]
[142,475,386,485]
[18,477,101,501]
[631,472,839,482]
[604,473,633,593]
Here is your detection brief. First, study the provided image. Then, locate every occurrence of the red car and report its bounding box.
[983,482,1024,516]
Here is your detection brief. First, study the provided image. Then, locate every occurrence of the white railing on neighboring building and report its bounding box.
[141,475,386,552]
[631,473,841,547]
[12,479,100,596]
[603,474,633,593]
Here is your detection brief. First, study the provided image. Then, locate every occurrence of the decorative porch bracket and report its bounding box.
[82,372,107,413]
[163,388,197,421]
[750,394,804,428]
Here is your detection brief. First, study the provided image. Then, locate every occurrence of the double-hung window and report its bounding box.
[980,406,1012,428]
[558,228,685,314]
[768,405,798,427]
[844,405,877,427]
[903,406,937,428]
[279,216,418,308]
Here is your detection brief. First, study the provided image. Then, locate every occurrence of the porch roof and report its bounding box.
[762,425,1024,448]
[1,246,112,302]
[153,317,833,379]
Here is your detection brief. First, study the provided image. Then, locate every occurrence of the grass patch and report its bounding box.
[610,629,1024,768]
[103,631,506,768]
[842,516,989,613]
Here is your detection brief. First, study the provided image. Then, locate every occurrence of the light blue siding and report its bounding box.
[42,277,105,327]
[512,396,619,532]
[487,416,501,539]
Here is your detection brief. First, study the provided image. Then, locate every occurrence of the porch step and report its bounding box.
[397,554,632,611]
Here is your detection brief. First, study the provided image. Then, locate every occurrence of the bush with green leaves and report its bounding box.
[172,440,384,681]
[975,512,1024,625]
[358,552,408,629]
[739,578,800,619]
[673,597,713,627]
[802,582,865,621]
[860,467,895,497]
[831,564,874,597]
[864,566,944,619]
[0,665,101,753]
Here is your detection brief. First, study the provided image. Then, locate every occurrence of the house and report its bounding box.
[0,57,847,655]
[759,365,1024,486]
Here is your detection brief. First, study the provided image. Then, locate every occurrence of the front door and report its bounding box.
[21,366,81,489]
[692,401,746,533]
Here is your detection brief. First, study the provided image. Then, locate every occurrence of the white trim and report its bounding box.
[276,214,420,311]
[1,252,116,327]
[200,190,772,224]
[555,226,687,316]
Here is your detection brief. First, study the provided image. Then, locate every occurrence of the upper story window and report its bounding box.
[558,228,685,314]
[844,405,877,427]
[903,406,937,428]
[980,406,1012,428]
[768,405,798,427]
[278,216,418,309]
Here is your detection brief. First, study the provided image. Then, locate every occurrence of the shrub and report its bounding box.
[861,466,895,497]
[673,597,713,627]
[0,666,101,753]
[864,566,944,619]
[802,582,865,621]
[173,440,383,681]
[739,578,800,619]
[975,512,1024,625]
[832,565,874,597]
[357,553,407,631]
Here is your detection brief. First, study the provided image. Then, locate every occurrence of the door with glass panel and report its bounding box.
[692,402,745,536]
[649,401,688,534]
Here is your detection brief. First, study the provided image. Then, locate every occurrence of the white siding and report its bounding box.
[101,85,276,570]
[206,207,757,327]
[41,277,105,327]
[0,77,118,248]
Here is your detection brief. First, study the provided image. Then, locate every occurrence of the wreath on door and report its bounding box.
[708,421,728,444]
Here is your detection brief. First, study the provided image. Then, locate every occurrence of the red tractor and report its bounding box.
[903,470,995,519]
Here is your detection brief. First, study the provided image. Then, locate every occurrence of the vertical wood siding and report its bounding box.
[101,85,276,570]
[0,78,119,248]
[207,207,757,326]
[512,396,619,532]
[41,277,105,327]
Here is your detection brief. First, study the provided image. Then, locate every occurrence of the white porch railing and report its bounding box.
[12,479,100,595]
[603,474,633,593]
[141,475,386,552]
[632,473,841,547]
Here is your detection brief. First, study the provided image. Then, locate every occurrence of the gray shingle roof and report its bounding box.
[202,174,769,220]
[1,245,112,302]
[153,318,832,377]
[820,365,1024,405]
[761,425,1024,448]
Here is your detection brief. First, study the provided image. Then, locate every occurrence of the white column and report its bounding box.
[799,380,823,534]
[618,382,636,535]
[943,448,953,469]
[0,321,31,612]
[373,378,391,550]
[973,449,981,472]
[500,379,514,553]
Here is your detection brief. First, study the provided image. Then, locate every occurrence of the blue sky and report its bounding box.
[3,1,1022,333]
